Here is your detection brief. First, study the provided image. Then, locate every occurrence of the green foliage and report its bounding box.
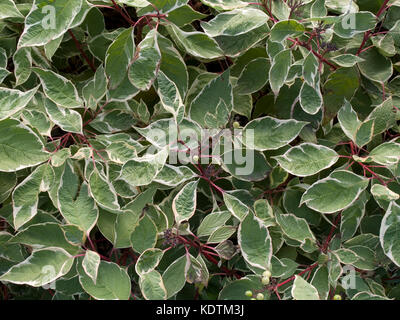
[0,0,400,301]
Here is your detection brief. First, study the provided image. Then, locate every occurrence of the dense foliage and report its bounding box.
[0,0,400,300]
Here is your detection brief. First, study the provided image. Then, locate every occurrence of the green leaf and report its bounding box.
[0,86,38,121]
[292,275,320,300]
[33,68,83,108]
[44,99,82,134]
[0,119,50,172]
[119,148,168,187]
[242,116,307,151]
[330,54,365,67]
[238,212,272,270]
[299,81,323,115]
[13,48,32,86]
[78,260,131,300]
[166,24,223,60]
[173,180,199,225]
[18,0,83,47]
[371,184,399,202]
[0,248,73,287]
[235,58,270,95]
[189,69,232,128]
[139,270,167,300]
[58,162,99,233]
[154,165,196,187]
[367,142,400,165]
[276,212,316,244]
[301,170,370,214]
[223,192,249,221]
[201,8,269,38]
[162,255,188,299]
[197,211,231,237]
[130,214,158,254]
[221,149,271,182]
[105,27,134,88]
[82,250,101,284]
[273,143,339,177]
[333,12,376,38]
[135,248,164,276]
[10,222,80,254]
[269,49,292,96]
[128,29,161,91]
[380,202,400,267]
[358,48,393,83]
[12,163,54,230]
[199,0,248,10]
[89,169,121,213]
[0,0,23,19]
[270,20,306,42]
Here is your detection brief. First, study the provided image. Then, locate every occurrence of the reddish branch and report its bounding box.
[68,30,96,72]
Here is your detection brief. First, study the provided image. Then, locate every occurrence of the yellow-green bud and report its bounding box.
[263,270,272,278]
[192,155,199,162]
[256,293,264,300]
[261,276,270,285]
[233,121,241,129]
[245,290,253,297]
[333,294,342,300]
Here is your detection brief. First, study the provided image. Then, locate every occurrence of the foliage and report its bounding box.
[0,0,400,301]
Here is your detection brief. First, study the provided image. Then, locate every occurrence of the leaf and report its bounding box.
[269,49,292,96]
[301,170,370,214]
[58,162,99,233]
[380,202,400,267]
[238,212,272,270]
[82,250,101,284]
[0,0,23,19]
[242,116,307,151]
[367,142,400,165]
[275,212,316,244]
[199,0,248,10]
[270,20,306,42]
[12,163,54,230]
[235,58,270,95]
[44,99,83,134]
[154,165,196,187]
[0,86,38,121]
[333,12,376,38]
[331,54,365,67]
[292,275,320,300]
[135,248,164,276]
[197,211,231,237]
[172,180,199,225]
[358,48,393,83]
[201,8,269,38]
[105,27,135,89]
[299,81,323,115]
[223,192,249,221]
[130,214,158,254]
[221,149,271,182]
[189,69,232,128]
[166,24,223,60]
[119,148,168,187]
[18,0,83,47]
[9,222,80,255]
[13,48,32,86]
[0,248,73,287]
[273,143,339,177]
[89,169,121,213]
[33,68,82,108]
[78,260,131,300]
[128,29,161,91]
[139,270,167,300]
[162,255,188,299]
[371,184,399,202]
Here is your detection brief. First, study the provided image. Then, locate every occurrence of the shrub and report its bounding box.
[0,0,399,300]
